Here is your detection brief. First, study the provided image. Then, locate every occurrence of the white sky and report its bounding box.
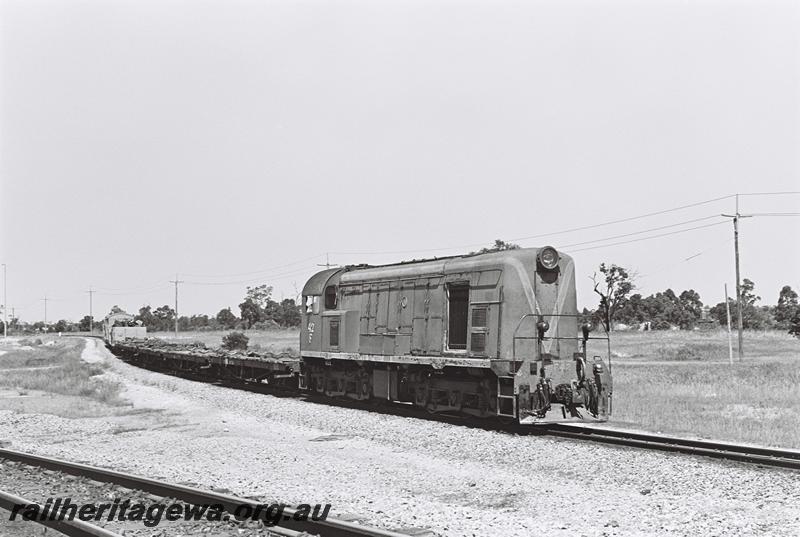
[1,0,798,323]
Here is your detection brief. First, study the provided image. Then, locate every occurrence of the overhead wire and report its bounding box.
[183,265,320,286]
[330,194,737,256]
[747,213,800,217]
[179,254,323,278]
[555,215,720,249]
[565,221,728,253]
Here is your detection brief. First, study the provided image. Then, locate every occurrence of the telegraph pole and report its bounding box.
[86,286,95,334]
[2,263,6,340]
[722,195,751,360]
[42,296,48,325]
[317,253,338,270]
[170,274,184,337]
[724,284,733,365]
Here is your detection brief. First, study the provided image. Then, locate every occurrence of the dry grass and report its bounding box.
[0,342,126,408]
[610,329,798,361]
[609,329,800,448]
[148,329,300,355]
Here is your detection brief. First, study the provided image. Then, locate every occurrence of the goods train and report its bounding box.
[106,246,612,424]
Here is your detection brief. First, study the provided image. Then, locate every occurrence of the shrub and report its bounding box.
[790,314,800,339]
[221,331,249,351]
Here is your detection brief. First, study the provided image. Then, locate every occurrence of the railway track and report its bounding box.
[0,488,122,537]
[0,447,414,537]
[536,424,800,470]
[105,341,800,472]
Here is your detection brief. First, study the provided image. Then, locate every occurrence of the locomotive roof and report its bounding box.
[302,247,569,293]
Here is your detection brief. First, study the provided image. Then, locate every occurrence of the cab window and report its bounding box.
[324,285,337,309]
[304,295,320,314]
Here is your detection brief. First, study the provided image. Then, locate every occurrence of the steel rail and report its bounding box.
[94,338,800,472]
[539,424,800,470]
[0,448,410,537]
[0,489,123,537]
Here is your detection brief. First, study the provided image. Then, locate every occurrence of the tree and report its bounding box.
[177,316,191,331]
[239,285,273,329]
[709,299,735,327]
[676,290,704,329]
[246,285,273,310]
[738,278,771,329]
[135,306,156,330]
[78,315,94,332]
[775,285,799,330]
[216,308,238,330]
[709,278,772,329]
[153,305,176,332]
[592,263,636,331]
[789,313,800,339]
[616,294,646,325]
[239,299,262,329]
[740,278,760,307]
[189,314,210,329]
[277,298,301,327]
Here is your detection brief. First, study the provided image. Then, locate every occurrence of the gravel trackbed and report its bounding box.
[1,338,798,537]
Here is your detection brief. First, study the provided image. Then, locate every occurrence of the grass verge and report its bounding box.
[0,341,126,407]
[610,329,800,448]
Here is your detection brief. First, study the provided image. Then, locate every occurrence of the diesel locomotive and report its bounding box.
[300,246,612,423]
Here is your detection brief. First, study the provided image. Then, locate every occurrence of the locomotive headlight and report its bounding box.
[538,246,560,270]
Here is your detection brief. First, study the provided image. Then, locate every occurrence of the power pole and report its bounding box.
[42,296,48,325]
[722,195,752,360]
[170,274,184,337]
[724,284,733,365]
[317,253,338,270]
[2,263,6,340]
[86,286,95,334]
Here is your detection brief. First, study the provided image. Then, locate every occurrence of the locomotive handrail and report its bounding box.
[511,313,612,373]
